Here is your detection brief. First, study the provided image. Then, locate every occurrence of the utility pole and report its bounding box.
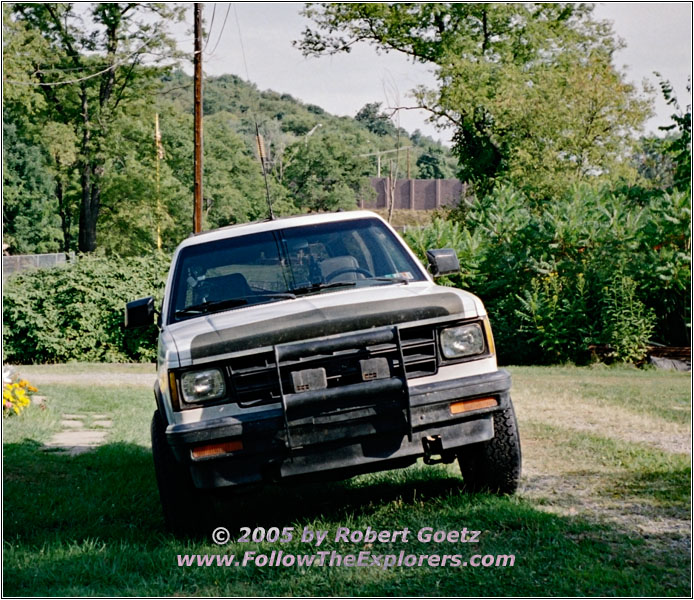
[359,146,413,179]
[193,3,203,233]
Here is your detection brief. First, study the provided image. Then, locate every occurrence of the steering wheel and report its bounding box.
[325,267,374,281]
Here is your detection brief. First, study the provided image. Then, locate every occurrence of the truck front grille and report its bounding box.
[226,325,437,408]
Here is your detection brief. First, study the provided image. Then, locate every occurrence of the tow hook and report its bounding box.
[423,435,449,465]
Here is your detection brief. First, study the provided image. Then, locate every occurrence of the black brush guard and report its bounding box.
[273,326,413,450]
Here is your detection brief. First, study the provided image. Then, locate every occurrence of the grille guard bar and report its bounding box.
[274,325,413,451]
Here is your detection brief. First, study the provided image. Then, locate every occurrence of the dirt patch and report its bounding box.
[513,386,691,455]
[518,428,690,556]
[521,466,691,554]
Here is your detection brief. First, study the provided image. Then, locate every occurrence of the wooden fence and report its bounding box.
[362,178,471,211]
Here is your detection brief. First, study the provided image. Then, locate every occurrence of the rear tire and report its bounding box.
[151,410,209,536]
[457,402,522,494]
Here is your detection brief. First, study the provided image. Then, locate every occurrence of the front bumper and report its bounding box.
[166,369,511,489]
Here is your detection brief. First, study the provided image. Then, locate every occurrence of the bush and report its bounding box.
[3,253,170,364]
[404,185,690,365]
[402,217,485,290]
[600,273,656,363]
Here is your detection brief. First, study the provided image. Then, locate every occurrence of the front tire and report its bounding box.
[151,409,209,536]
[457,402,522,494]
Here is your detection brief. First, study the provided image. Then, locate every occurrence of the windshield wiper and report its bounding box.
[288,281,357,296]
[175,293,296,318]
[253,292,296,300]
[369,277,410,285]
[175,297,249,317]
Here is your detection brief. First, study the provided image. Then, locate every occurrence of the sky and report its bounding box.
[174,2,693,145]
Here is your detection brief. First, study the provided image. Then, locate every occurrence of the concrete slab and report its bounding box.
[42,429,108,455]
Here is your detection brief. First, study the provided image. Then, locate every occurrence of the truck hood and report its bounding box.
[166,282,484,366]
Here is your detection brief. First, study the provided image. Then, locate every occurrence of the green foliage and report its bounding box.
[4,56,456,257]
[298,3,652,201]
[656,75,692,193]
[516,272,593,364]
[601,273,656,363]
[355,102,396,136]
[402,217,484,289]
[3,254,170,364]
[283,132,376,211]
[5,2,185,253]
[631,78,692,199]
[415,145,454,179]
[405,185,690,365]
[2,117,63,253]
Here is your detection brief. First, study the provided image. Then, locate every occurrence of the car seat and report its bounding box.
[320,255,363,282]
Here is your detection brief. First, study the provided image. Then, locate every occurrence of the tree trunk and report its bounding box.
[78,162,102,253]
[56,178,71,254]
[77,84,100,253]
[78,165,95,252]
[387,160,397,223]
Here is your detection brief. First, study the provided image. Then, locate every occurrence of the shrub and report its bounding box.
[3,253,169,364]
[600,273,656,363]
[404,184,691,365]
[516,271,594,364]
[402,216,485,290]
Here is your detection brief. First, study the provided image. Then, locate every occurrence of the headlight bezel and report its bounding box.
[438,319,493,363]
[179,367,227,405]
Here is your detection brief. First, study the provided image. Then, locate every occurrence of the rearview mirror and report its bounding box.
[426,248,460,277]
[125,296,155,329]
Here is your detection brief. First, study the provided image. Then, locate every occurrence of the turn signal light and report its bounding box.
[191,440,243,459]
[450,397,497,415]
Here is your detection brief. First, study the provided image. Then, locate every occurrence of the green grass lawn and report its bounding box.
[3,364,691,596]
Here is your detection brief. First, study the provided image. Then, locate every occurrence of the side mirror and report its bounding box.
[125,296,155,329]
[426,248,460,277]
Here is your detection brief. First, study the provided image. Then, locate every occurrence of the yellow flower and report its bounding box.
[3,377,36,417]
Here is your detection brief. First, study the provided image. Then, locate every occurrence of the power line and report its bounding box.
[16,63,109,73]
[232,2,273,219]
[202,3,216,53]
[5,31,163,87]
[209,4,232,57]
[233,3,251,81]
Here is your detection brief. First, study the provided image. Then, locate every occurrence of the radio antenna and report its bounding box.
[234,4,275,220]
[255,123,275,219]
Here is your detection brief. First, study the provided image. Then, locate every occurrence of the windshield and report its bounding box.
[168,217,426,323]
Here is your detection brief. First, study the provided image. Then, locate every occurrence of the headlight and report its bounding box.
[180,368,226,403]
[440,323,486,359]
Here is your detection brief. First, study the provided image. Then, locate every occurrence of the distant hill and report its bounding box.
[159,71,458,181]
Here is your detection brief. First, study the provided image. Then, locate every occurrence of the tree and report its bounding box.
[416,145,454,179]
[283,131,374,212]
[297,3,651,200]
[656,75,691,193]
[5,3,184,252]
[2,118,63,253]
[355,102,395,136]
[629,77,692,201]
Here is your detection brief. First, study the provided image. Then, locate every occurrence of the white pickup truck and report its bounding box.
[126,210,521,534]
